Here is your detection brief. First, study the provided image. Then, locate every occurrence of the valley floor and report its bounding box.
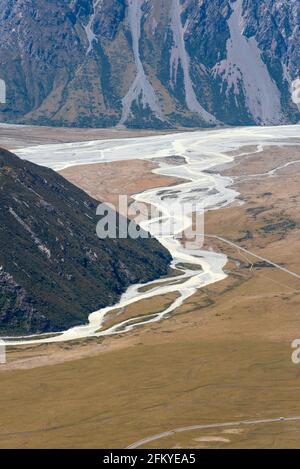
[60,159,183,210]
[1,142,300,448]
[0,124,182,150]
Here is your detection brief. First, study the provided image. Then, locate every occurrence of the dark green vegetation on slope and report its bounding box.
[0,148,172,335]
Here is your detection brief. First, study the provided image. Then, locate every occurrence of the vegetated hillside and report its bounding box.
[0,148,172,335]
[0,0,298,129]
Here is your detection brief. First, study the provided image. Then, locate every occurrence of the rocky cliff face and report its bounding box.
[0,0,298,129]
[0,148,172,335]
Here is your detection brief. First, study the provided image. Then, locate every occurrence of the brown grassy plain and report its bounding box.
[1,145,300,448]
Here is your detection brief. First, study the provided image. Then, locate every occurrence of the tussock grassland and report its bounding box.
[1,145,300,448]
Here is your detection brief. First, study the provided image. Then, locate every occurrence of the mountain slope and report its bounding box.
[0,148,172,335]
[0,0,299,128]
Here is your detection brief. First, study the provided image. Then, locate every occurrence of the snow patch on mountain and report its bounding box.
[84,0,102,55]
[119,0,164,125]
[170,0,218,124]
[0,0,298,128]
[0,78,5,103]
[213,0,284,125]
[292,78,300,108]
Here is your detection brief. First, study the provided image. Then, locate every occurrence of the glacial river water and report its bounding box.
[5,125,300,345]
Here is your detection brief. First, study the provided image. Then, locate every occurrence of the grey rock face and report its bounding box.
[0,0,298,128]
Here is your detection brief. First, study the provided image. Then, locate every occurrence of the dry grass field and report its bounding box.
[0,144,300,448]
[60,159,183,210]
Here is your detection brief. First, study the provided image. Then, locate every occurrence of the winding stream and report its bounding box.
[5,125,300,345]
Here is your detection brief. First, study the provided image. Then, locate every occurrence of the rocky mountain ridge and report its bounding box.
[0,0,299,128]
[0,148,171,335]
